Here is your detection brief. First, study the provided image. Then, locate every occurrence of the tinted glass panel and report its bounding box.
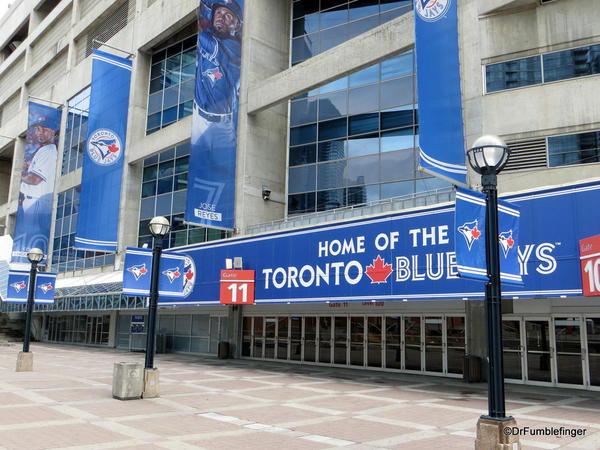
[290,144,317,166]
[543,44,600,82]
[317,189,346,211]
[486,56,542,93]
[548,131,600,168]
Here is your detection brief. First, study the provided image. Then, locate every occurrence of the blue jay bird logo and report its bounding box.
[10,280,27,293]
[162,267,182,283]
[414,0,451,22]
[127,264,148,281]
[498,230,516,258]
[457,220,482,251]
[38,283,53,294]
[87,129,122,166]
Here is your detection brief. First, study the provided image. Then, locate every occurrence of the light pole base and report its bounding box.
[143,368,160,398]
[16,351,33,372]
[475,416,521,450]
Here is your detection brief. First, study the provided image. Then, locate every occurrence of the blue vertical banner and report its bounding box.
[75,50,132,252]
[5,270,56,304]
[455,187,488,281]
[414,0,467,186]
[498,200,523,285]
[185,0,245,230]
[11,102,61,263]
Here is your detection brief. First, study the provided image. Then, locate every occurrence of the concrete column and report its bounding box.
[227,305,243,359]
[8,137,25,205]
[235,0,291,233]
[108,311,118,348]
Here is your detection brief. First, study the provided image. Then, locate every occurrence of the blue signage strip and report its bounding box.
[498,200,523,285]
[163,181,600,306]
[5,270,56,304]
[184,0,245,231]
[455,187,488,282]
[414,0,467,186]
[12,102,62,264]
[75,50,132,252]
[122,247,188,297]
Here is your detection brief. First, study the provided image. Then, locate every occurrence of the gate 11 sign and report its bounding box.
[220,270,255,305]
[580,234,600,297]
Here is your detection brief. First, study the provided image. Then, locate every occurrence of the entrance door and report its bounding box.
[350,316,364,366]
[318,317,332,363]
[264,317,276,359]
[277,317,289,360]
[334,317,348,365]
[446,316,465,375]
[404,317,422,371]
[554,317,584,386]
[424,317,443,373]
[367,316,383,368]
[525,319,553,383]
[304,317,317,362]
[290,317,302,361]
[253,317,264,358]
[503,320,523,381]
[586,318,600,387]
[385,316,402,369]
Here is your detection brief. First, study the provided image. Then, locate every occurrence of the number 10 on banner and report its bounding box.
[580,235,600,297]
[220,270,256,304]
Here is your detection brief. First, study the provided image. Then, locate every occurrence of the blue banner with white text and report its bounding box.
[498,200,522,285]
[414,0,467,186]
[75,50,132,252]
[162,181,600,306]
[11,102,61,263]
[455,187,488,282]
[122,247,190,297]
[4,270,56,304]
[184,0,245,230]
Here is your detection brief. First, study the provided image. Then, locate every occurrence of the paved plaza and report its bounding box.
[1,344,600,449]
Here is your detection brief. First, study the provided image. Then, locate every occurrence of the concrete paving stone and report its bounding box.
[219,404,331,425]
[119,414,242,437]
[0,405,73,426]
[190,378,274,390]
[0,423,131,449]
[359,387,439,402]
[9,378,92,390]
[190,429,330,449]
[439,397,524,412]
[237,386,329,402]
[0,392,34,406]
[159,382,214,396]
[294,417,416,442]
[32,388,113,403]
[388,433,475,449]
[295,394,401,414]
[165,392,261,410]
[528,406,600,424]
[569,399,600,410]
[73,398,180,418]
[509,417,589,445]
[370,404,479,428]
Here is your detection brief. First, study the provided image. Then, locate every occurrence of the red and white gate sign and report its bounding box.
[220,270,255,304]
[580,234,600,297]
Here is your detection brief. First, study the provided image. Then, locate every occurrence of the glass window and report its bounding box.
[317,188,346,211]
[543,44,600,82]
[290,144,317,166]
[380,149,416,182]
[318,91,347,120]
[289,165,316,193]
[291,98,318,126]
[548,131,600,168]
[288,192,316,215]
[290,124,317,146]
[61,87,90,175]
[318,160,347,190]
[347,133,379,158]
[380,76,414,109]
[348,84,379,115]
[147,35,197,133]
[349,64,379,87]
[349,113,379,136]
[486,56,542,93]
[319,139,347,161]
[319,117,347,141]
[382,52,413,80]
[348,184,379,205]
[381,105,414,130]
[381,128,415,152]
[345,154,380,186]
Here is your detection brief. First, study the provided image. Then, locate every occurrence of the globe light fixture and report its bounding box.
[27,247,44,264]
[148,216,170,238]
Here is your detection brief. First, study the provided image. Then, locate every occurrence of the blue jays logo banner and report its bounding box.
[455,187,487,282]
[122,247,191,297]
[4,270,56,304]
[163,181,600,305]
[185,0,245,231]
[414,0,467,186]
[498,200,522,285]
[12,102,61,264]
[75,50,132,252]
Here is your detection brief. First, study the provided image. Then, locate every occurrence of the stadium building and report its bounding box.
[0,0,599,391]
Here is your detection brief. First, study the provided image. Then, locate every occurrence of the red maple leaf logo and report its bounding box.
[108,143,119,153]
[471,226,481,239]
[214,71,222,79]
[140,268,148,275]
[173,271,181,278]
[185,270,194,280]
[47,285,53,290]
[507,236,515,248]
[365,255,393,284]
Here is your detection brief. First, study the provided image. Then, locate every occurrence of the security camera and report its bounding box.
[262,187,271,201]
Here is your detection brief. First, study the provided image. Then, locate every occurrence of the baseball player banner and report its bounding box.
[185,0,245,231]
[4,270,56,304]
[75,50,132,252]
[455,188,523,285]
[414,0,468,186]
[122,247,189,297]
[11,102,61,264]
[455,187,488,282]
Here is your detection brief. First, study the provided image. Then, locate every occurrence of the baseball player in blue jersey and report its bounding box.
[187,0,243,225]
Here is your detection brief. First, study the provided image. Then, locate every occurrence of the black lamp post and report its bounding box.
[466,135,511,421]
[144,216,170,370]
[23,248,44,353]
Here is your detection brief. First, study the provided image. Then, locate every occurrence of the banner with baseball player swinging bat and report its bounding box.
[11,102,62,264]
[75,50,132,252]
[414,0,468,186]
[185,0,245,231]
